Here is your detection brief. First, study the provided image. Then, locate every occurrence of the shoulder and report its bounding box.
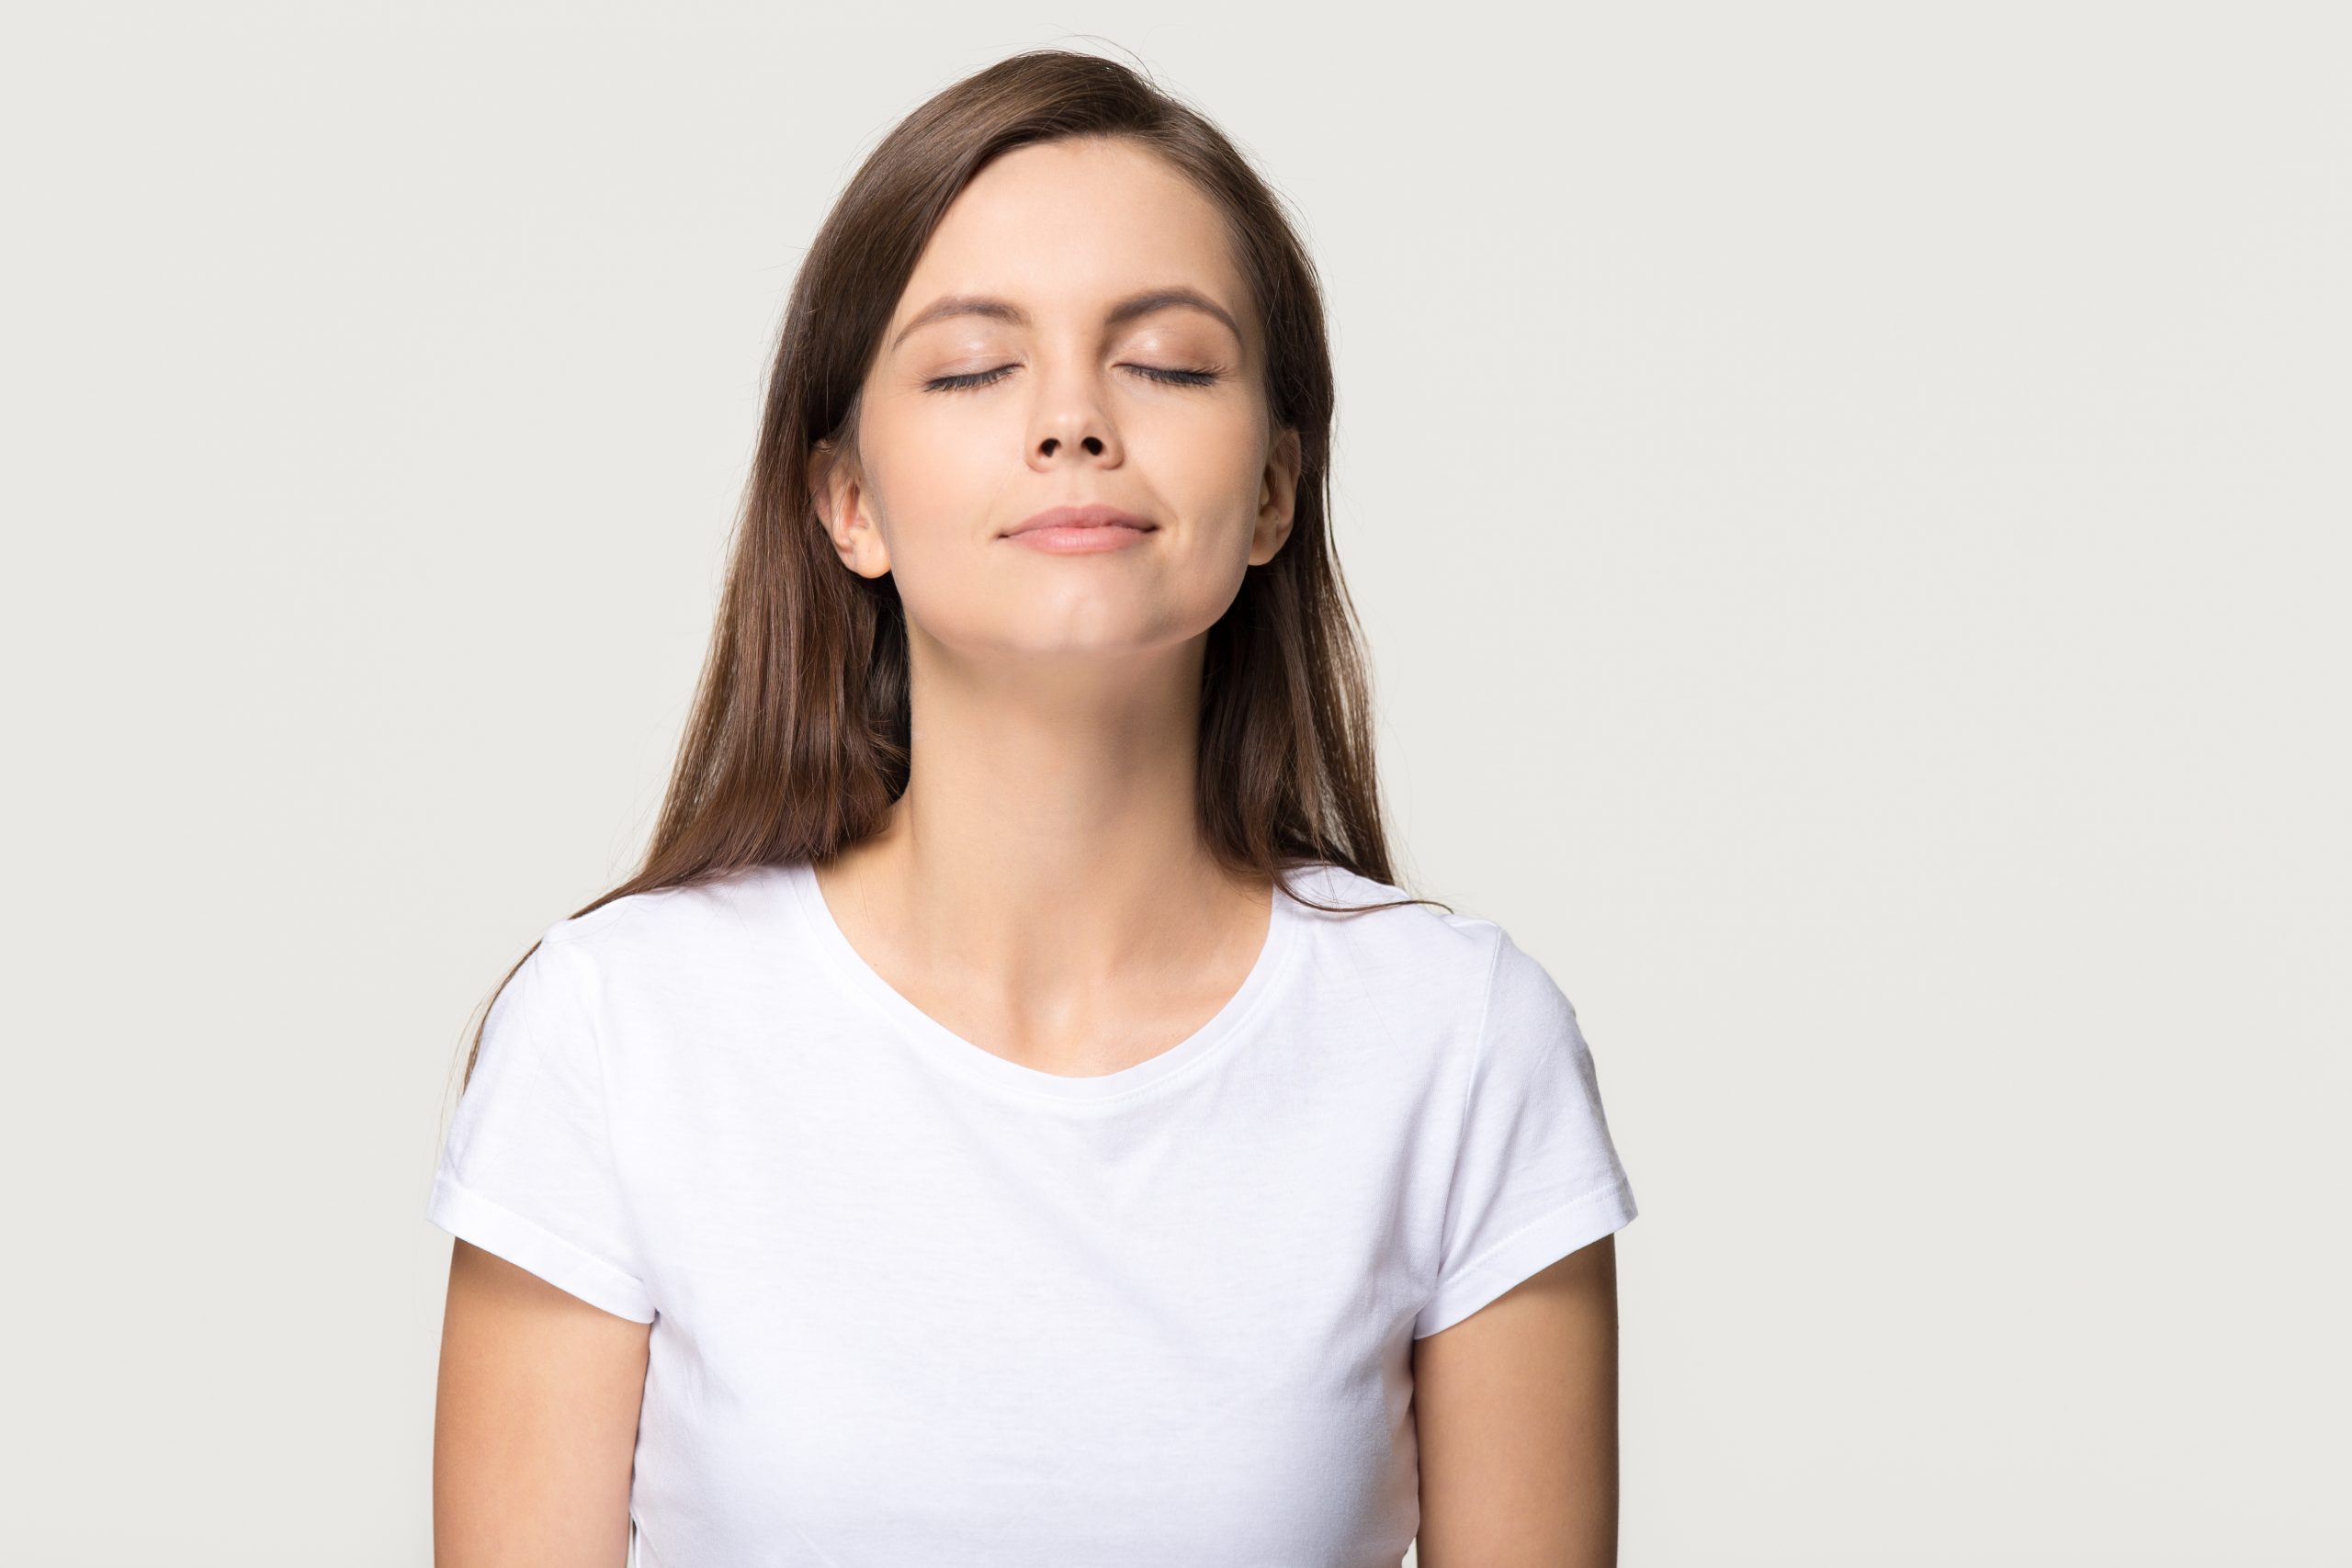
[1282,860,1515,1010]
[1287,863,1590,1046]
[532,862,800,987]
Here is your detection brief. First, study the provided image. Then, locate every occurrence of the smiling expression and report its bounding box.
[814,135,1302,660]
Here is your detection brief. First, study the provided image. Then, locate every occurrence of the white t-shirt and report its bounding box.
[427,858,1637,1567]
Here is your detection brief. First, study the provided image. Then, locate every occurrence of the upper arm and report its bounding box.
[434,1239,651,1567]
[1411,1231,1622,1568]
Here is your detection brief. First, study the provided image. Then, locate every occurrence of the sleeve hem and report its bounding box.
[1411,1176,1637,1340]
[428,1171,657,1325]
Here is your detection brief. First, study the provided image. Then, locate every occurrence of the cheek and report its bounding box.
[847,410,1001,631]
[855,401,994,532]
[1132,403,1266,496]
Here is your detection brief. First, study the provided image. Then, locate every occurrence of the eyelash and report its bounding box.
[922,365,1224,394]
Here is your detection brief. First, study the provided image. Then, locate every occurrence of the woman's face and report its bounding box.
[817,135,1300,666]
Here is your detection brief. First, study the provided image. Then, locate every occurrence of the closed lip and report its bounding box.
[1002,504,1157,538]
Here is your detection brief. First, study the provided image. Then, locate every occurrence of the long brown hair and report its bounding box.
[458,47,1445,1089]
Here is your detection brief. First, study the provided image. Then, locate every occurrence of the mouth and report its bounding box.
[1001,503,1158,538]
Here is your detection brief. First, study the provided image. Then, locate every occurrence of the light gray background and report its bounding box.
[4,4,2343,1563]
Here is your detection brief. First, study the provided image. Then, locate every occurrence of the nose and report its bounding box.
[1025,364,1123,471]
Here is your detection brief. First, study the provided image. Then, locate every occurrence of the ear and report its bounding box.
[1250,424,1303,567]
[808,439,892,580]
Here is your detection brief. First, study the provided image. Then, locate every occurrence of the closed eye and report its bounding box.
[922,365,1226,393]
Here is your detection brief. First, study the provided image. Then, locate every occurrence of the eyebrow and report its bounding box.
[887,286,1245,355]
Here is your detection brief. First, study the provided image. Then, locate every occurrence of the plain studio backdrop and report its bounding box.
[2,3,2342,1563]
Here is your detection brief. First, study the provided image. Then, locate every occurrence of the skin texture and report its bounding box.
[806,134,1304,1078]
[1411,1235,1623,1567]
[434,1241,649,1565]
[433,131,1621,1559]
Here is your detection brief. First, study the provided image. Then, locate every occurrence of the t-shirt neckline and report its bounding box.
[784,857,1306,1103]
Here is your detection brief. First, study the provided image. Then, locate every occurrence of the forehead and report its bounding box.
[890,138,1250,345]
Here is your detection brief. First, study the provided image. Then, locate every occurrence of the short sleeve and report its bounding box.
[426,929,657,1323]
[1414,927,1638,1338]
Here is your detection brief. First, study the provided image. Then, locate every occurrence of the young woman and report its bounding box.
[429,48,1638,1568]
